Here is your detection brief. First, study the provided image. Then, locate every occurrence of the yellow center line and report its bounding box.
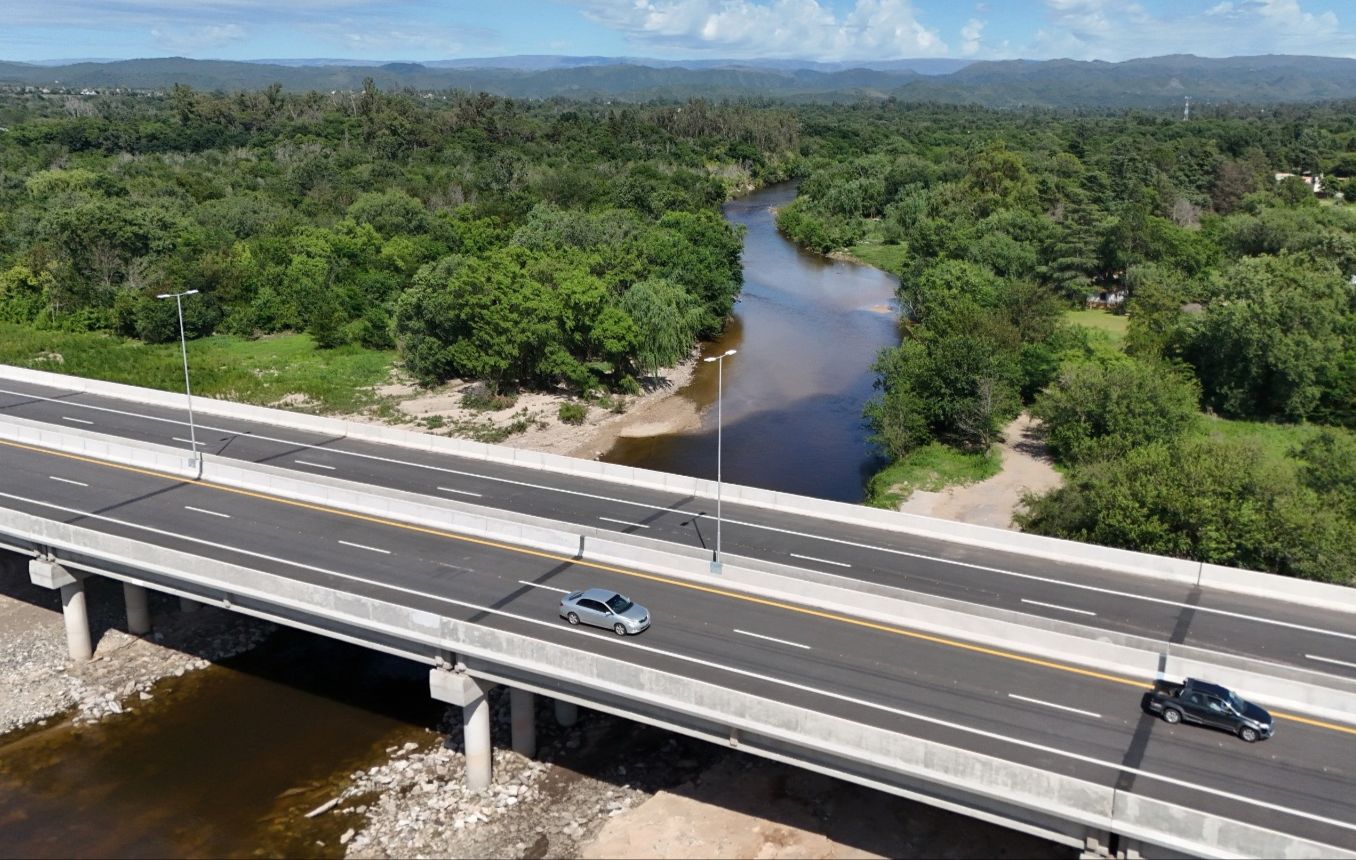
[6,437,1356,737]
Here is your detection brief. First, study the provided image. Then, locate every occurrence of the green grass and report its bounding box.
[1064,309,1128,345]
[843,241,909,274]
[1196,415,1324,466]
[864,442,1002,508]
[0,324,396,414]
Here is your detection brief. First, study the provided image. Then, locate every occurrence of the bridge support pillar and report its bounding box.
[30,559,92,663]
[429,668,496,791]
[553,699,578,727]
[510,688,536,758]
[179,596,201,614]
[123,583,151,635]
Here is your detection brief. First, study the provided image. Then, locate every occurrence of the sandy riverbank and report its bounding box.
[339,352,704,463]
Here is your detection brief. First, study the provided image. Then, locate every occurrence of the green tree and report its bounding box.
[619,277,703,381]
[1032,357,1200,466]
[1179,255,1352,424]
[1017,437,1356,585]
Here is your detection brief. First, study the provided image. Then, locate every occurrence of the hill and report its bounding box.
[1,54,1354,106]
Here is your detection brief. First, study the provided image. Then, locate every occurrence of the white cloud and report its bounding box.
[565,0,948,59]
[151,23,248,52]
[960,17,984,55]
[1031,0,1356,59]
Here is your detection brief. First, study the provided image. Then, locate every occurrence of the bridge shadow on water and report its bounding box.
[0,550,1068,859]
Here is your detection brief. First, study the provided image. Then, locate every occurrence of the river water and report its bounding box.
[605,182,900,502]
[0,182,900,857]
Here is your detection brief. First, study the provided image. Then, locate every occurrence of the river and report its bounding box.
[0,181,900,857]
[604,182,900,502]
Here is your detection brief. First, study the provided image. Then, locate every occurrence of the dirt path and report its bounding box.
[896,413,1062,529]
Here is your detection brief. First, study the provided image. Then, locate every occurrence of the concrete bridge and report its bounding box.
[2,365,1355,859]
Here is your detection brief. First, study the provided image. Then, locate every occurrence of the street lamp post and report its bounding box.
[156,289,200,471]
[702,348,737,573]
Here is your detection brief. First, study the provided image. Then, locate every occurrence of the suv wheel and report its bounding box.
[1162,708,1182,725]
[1239,726,1259,743]
[613,623,627,636]
[566,612,580,626]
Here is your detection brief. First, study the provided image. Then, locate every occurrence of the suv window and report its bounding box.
[1186,693,1205,706]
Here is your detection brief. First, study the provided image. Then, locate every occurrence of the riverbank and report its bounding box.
[0,553,273,737]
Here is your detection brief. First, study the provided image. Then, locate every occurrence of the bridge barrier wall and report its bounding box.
[0,505,1348,860]
[5,413,1356,728]
[6,364,1356,615]
[0,415,198,480]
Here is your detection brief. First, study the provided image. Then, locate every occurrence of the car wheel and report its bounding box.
[567,612,580,626]
[613,623,627,636]
[1239,726,1259,743]
[1163,708,1182,725]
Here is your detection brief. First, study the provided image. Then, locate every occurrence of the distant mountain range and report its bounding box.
[2,54,1354,107]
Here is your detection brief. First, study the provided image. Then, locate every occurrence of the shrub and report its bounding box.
[558,402,587,425]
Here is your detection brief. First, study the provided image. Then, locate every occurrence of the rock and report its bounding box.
[339,828,355,845]
[304,798,340,819]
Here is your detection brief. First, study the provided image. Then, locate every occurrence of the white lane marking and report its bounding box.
[1008,694,1101,719]
[1306,654,1356,671]
[789,552,851,569]
[1021,598,1097,617]
[518,580,571,594]
[599,517,650,529]
[184,506,230,519]
[734,629,811,650]
[338,540,390,555]
[172,437,205,446]
[294,460,336,470]
[437,486,483,498]
[61,416,94,425]
[2,489,1351,837]
[49,476,89,487]
[8,385,1356,648]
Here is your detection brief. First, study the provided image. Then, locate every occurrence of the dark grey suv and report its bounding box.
[559,588,650,636]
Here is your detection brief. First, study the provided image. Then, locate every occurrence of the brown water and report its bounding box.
[0,182,900,856]
[605,182,900,502]
[0,629,438,859]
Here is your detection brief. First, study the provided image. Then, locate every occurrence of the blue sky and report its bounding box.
[5,0,1355,64]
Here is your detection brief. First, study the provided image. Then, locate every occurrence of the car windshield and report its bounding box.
[1228,692,1248,713]
[605,594,633,614]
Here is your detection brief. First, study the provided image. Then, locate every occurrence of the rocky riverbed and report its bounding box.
[0,553,273,735]
[324,687,1068,860]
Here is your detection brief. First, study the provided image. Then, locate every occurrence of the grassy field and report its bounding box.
[864,442,1002,508]
[843,241,909,274]
[1196,414,1326,466]
[0,324,397,414]
[1063,309,1128,346]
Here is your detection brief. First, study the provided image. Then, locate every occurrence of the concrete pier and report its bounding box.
[554,698,578,727]
[462,686,492,790]
[29,559,92,663]
[510,688,536,758]
[123,582,151,635]
[429,668,496,790]
[60,579,93,663]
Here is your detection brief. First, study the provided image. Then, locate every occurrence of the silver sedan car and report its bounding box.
[559,588,650,636]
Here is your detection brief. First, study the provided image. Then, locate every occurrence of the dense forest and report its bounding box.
[782,101,1356,583]
[0,84,797,394]
[1,83,1353,583]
